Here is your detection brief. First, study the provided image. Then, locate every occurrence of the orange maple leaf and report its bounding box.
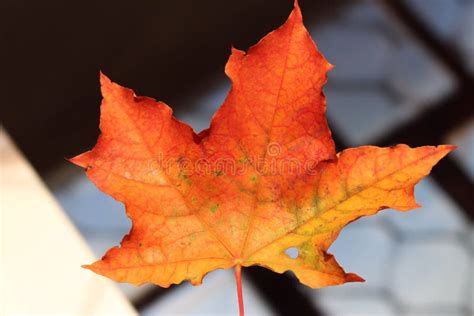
[72,2,453,314]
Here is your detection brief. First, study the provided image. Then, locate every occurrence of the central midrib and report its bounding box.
[237,17,299,258]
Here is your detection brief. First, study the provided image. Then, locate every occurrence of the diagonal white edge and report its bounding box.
[0,128,136,315]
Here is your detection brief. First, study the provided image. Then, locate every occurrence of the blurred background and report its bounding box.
[1,0,473,315]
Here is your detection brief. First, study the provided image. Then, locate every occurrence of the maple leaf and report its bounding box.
[71,2,453,314]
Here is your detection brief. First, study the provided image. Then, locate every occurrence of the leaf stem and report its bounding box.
[234,265,245,316]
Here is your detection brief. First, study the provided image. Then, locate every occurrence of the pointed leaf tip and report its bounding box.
[81,264,92,270]
[99,71,112,86]
[291,0,302,20]
[294,0,300,10]
[441,144,457,151]
[346,273,365,283]
[69,151,92,168]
